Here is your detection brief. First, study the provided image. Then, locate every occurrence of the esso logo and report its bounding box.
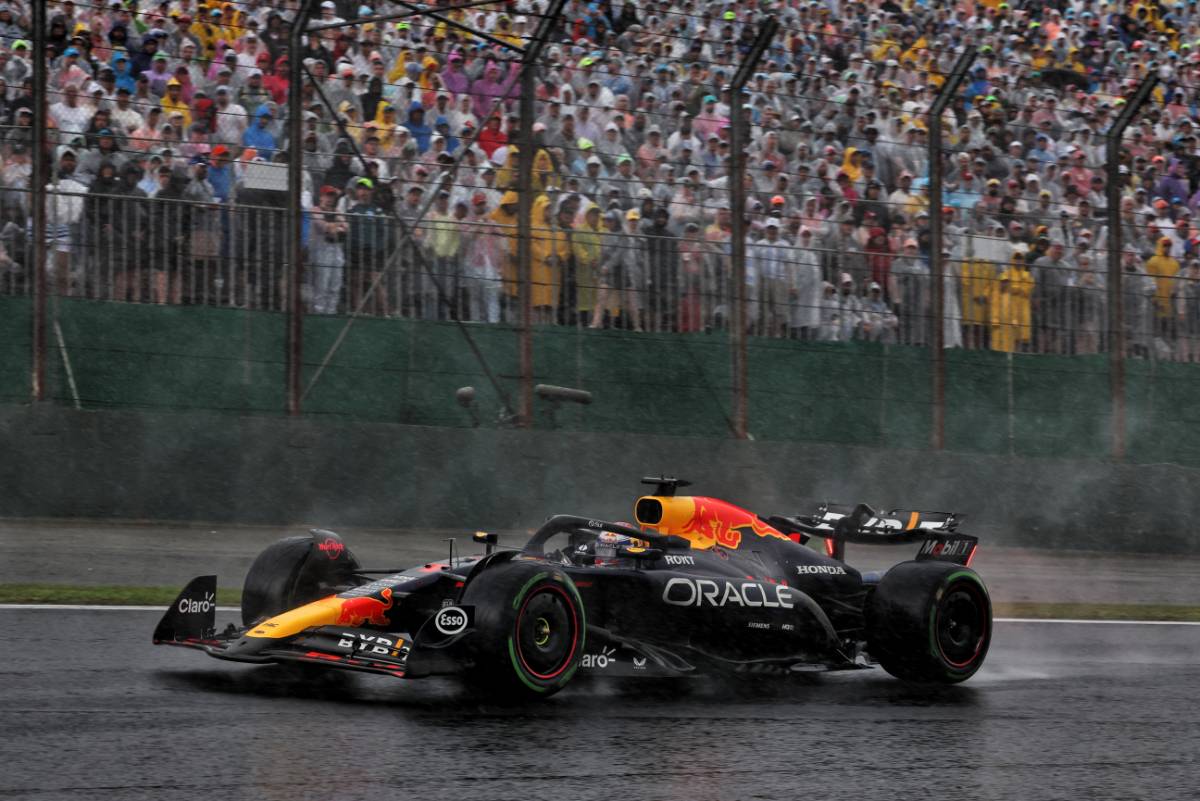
[434,606,468,636]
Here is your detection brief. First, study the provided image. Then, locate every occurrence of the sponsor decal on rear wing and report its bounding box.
[915,534,979,567]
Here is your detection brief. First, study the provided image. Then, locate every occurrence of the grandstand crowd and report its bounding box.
[3,0,1200,358]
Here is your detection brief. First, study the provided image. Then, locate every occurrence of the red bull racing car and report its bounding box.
[154,478,991,697]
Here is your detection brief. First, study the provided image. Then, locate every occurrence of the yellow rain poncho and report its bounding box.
[530,194,568,309]
[990,256,1034,352]
[840,147,863,183]
[572,203,603,314]
[490,190,519,298]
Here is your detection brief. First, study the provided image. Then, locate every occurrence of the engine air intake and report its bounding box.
[635,498,664,525]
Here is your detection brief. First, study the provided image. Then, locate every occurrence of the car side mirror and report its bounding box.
[618,546,664,561]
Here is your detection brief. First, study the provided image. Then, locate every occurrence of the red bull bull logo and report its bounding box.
[336,588,393,627]
[641,496,789,550]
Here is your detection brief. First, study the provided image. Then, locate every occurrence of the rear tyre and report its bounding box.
[461,560,585,698]
[866,561,991,684]
[241,532,360,626]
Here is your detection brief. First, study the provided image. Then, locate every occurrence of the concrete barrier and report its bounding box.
[2,404,1197,553]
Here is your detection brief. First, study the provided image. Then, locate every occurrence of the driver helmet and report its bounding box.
[593,531,644,566]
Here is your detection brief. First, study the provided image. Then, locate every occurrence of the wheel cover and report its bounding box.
[514,585,579,680]
[936,582,988,669]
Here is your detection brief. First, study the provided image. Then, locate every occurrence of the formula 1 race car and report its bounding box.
[154,478,991,697]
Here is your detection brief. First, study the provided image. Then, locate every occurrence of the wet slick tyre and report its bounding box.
[241,532,360,627]
[866,561,991,684]
[462,560,585,698]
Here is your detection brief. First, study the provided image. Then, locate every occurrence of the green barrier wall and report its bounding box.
[49,299,285,414]
[0,296,30,405]
[4,299,1199,467]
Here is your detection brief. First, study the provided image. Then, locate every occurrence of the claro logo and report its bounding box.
[662,578,795,608]
[178,592,215,614]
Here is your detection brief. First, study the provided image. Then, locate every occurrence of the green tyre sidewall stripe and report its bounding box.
[927,569,990,679]
[506,570,586,690]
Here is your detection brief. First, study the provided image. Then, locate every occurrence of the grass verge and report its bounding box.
[0,584,242,606]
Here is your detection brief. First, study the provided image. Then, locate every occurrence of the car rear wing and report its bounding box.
[765,503,977,565]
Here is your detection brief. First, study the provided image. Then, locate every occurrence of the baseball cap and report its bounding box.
[355,177,374,189]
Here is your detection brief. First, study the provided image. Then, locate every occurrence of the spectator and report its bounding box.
[572,202,603,328]
[585,208,616,326]
[309,186,347,315]
[346,177,392,317]
[891,239,930,347]
[1177,258,1200,363]
[463,190,503,323]
[530,193,567,325]
[644,207,679,332]
[47,148,87,297]
[751,218,790,337]
[111,161,147,302]
[424,190,460,320]
[1146,237,1181,348]
[861,282,899,343]
[991,250,1035,353]
[3,0,1200,367]
[1125,249,1159,359]
[242,106,277,159]
[1075,253,1106,356]
[835,273,864,342]
[147,167,188,305]
[791,228,823,340]
[84,160,121,297]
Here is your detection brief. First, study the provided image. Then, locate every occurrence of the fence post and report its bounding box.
[30,0,47,402]
[300,68,515,419]
[926,48,975,451]
[515,0,565,429]
[286,0,314,417]
[727,16,778,441]
[1105,75,1157,461]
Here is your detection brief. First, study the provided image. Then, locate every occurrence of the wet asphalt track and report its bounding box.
[2,610,1197,801]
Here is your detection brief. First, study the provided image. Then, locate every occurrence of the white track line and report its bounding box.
[1,605,1199,625]
[994,617,1200,626]
[0,604,240,612]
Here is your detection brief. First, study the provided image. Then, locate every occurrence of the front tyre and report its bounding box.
[866,561,991,684]
[461,560,585,698]
[241,532,360,626]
